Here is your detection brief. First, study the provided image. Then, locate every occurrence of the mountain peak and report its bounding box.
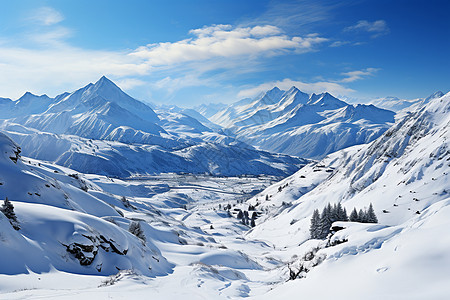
[265,86,283,99]
[287,86,299,93]
[268,86,281,92]
[20,91,36,98]
[425,91,444,101]
[94,76,117,88]
[18,91,50,102]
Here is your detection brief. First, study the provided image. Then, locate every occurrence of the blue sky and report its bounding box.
[0,0,448,106]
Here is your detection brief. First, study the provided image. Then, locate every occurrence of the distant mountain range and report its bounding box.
[370,91,444,112]
[0,77,307,177]
[205,87,397,159]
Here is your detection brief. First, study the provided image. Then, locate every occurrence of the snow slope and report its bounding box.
[0,92,448,299]
[0,132,171,276]
[208,87,395,159]
[239,92,450,298]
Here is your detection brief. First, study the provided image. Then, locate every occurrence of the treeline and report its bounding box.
[310,203,377,239]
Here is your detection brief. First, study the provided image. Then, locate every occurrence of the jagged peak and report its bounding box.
[425,91,444,101]
[263,86,284,99]
[17,91,50,101]
[93,76,119,89]
[268,86,281,93]
[285,86,299,94]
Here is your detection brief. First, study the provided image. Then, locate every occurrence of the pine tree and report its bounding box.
[129,221,145,241]
[309,209,321,239]
[342,207,349,221]
[330,203,338,223]
[358,209,366,223]
[366,203,378,223]
[237,210,243,219]
[336,202,348,221]
[319,204,332,239]
[1,197,19,230]
[349,208,358,222]
[243,211,249,225]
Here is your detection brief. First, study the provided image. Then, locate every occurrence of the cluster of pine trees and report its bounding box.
[237,209,257,227]
[310,202,377,239]
[348,204,378,224]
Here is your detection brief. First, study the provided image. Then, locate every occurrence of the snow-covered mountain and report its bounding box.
[0,77,307,177]
[371,91,444,112]
[1,75,448,299]
[234,91,450,298]
[194,102,228,119]
[9,76,165,140]
[208,87,395,159]
[1,91,448,299]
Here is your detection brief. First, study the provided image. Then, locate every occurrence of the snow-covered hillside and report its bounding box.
[0,132,172,276]
[207,87,395,159]
[0,91,448,299]
[238,92,450,298]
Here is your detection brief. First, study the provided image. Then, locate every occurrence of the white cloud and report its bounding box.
[131,24,328,66]
[0,45,149,98]
[340,68,379,83]
[249,25,282,36]
[115,78,147,90]
[30,7,64,26]
[344,20,389,38]
[0,19,328,100]
[330,40,350,47]
[237,78,354,99]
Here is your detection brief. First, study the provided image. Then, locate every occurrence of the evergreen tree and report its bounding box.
[243,211,249,225]
[358,209,366,223]
[349,208,358,222]
[129,221,145,241]
[330,203,338,223]
[366,203,378,223]
[336,202,348,221]
[237,210,243,219]
[309,209,321,239]
[341,206,349,221]
[1,197,19,230]
[319,204,332,239]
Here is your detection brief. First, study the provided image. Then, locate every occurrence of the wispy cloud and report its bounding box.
[329,40,351,48]
[247,0,341,33]
[238,78,355,99]
[340,68,380,83]
[344,20,389,38]
[29,7,64,26]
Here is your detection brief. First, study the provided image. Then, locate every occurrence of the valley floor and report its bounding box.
[0,171,293,299]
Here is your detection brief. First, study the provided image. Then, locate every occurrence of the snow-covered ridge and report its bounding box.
[174,91,447,298]
[206,87,396,159]
[0,77,308,177]
[248,91,450,242]
[0,89,448,298]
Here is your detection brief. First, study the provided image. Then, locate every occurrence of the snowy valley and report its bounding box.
[0,78,449,299]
